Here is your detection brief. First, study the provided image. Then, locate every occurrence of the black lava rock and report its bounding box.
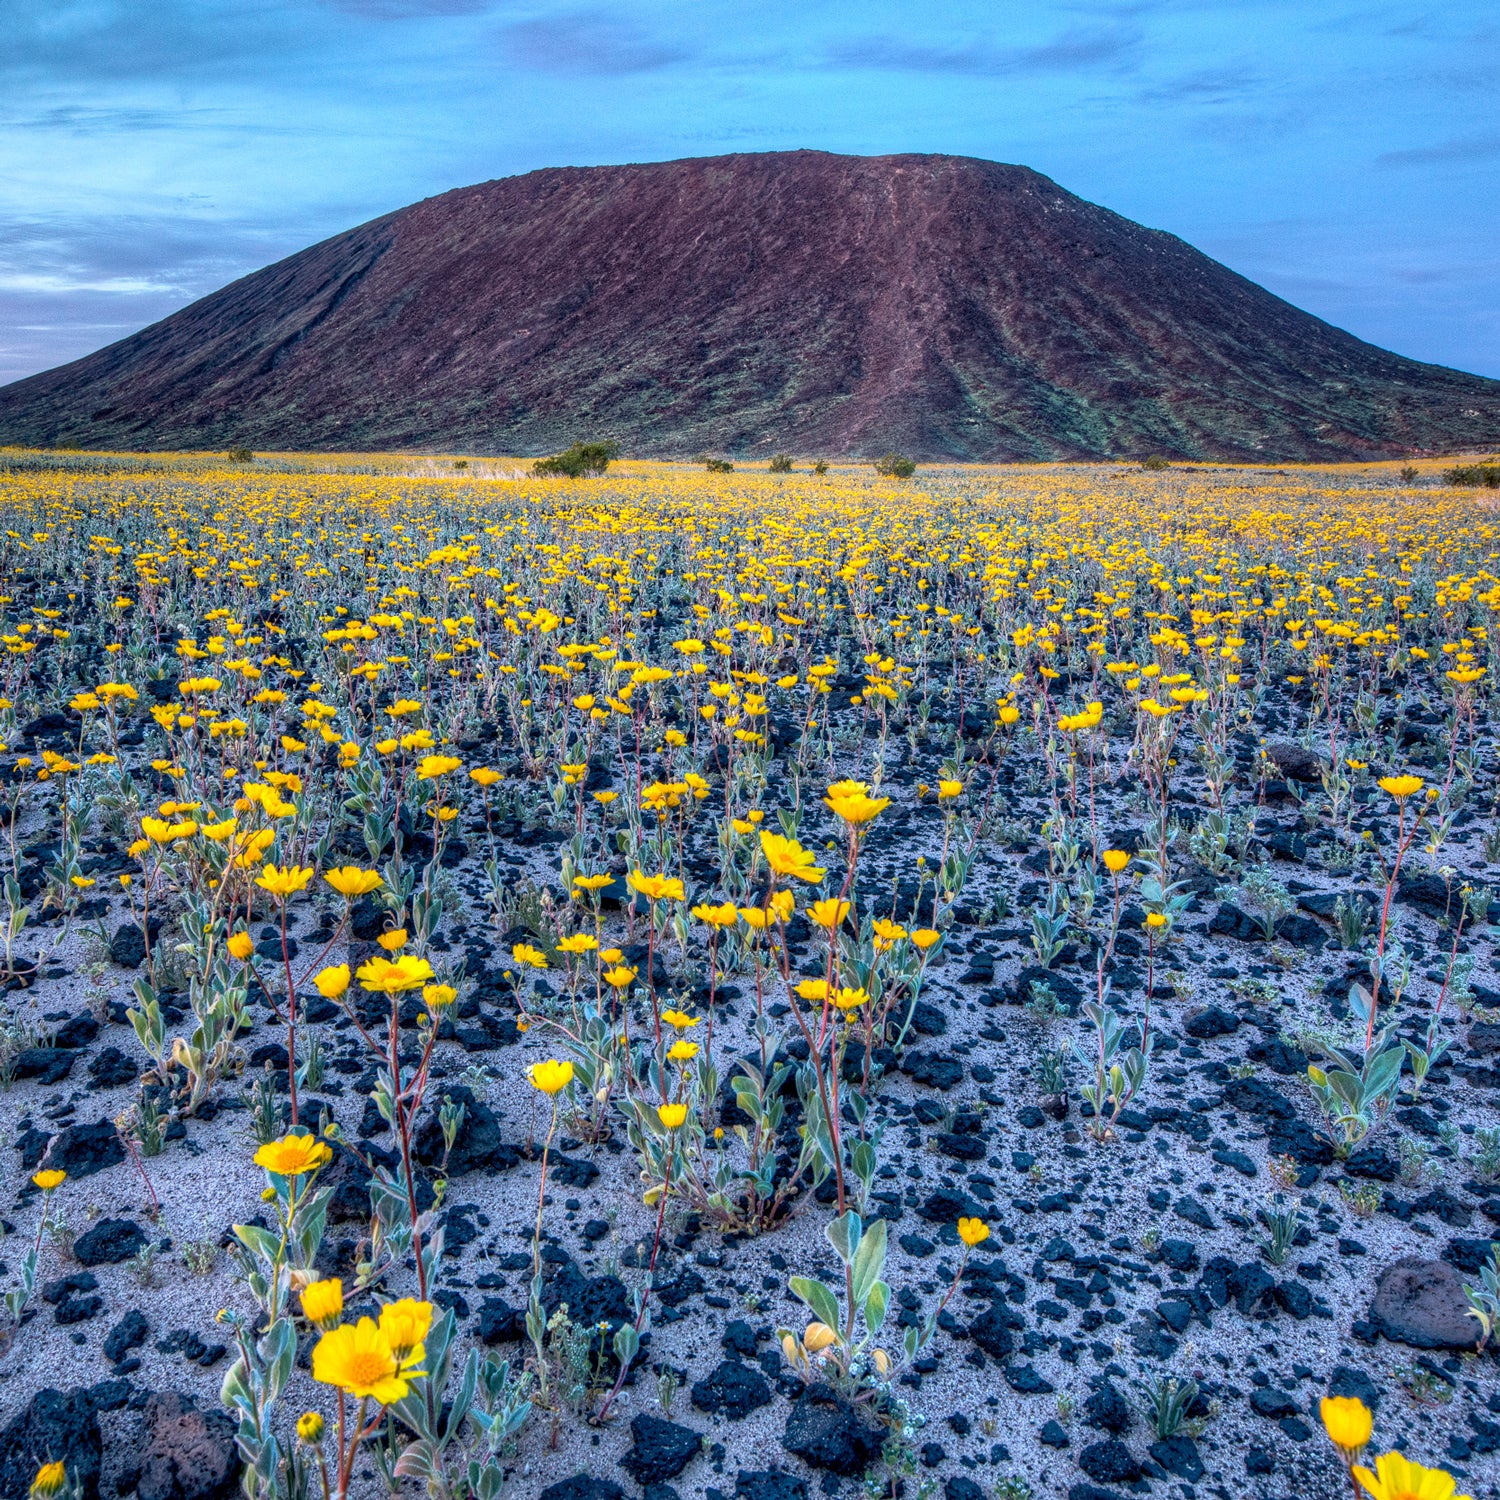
[105,1309,150,1364]
[1004,1364,1054,1394]
[74,1218,147,1266]
[88,1046,140,1088]
[109,921,159,969]
[1078,1439,1141,1484]
[781,1383,882,1474]
[691,1359,772,1419]
[33,1120,125,1179]
[735,1473,807,1500]
[0,1387,102,1500]
[1083,1381,1133,1434]
[538,1480,624,1500]
[1184,1005,1239,1039]
[127,1392,239,1500]
[1159,1239,1199,1273]
[15,1048,75,1084]
[721,1319,759,1358]
[1150,1435,1204,1482]
[968,1303,1019,1360]
[1250,1388,1299,1419]
[901,1051,964,1090]
[619,1414,703,1485]
[476,1297,525,1344]
[413,1086,520,1177]
[1327,1367,1382,1412]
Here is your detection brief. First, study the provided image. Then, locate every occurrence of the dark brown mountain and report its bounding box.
[3,150,1498,461]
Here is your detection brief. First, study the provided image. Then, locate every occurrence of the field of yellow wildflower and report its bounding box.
[0,448,1496,1500]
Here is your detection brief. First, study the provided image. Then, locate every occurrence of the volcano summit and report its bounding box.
[2,150,1497,461]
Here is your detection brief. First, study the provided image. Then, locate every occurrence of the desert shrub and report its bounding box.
[226,446,254,464]
[705,457,733,473]
[533,440,619,478]
[1445,463,1500,488]
[768,453,793,473]
[874,451,915,478]
[1140,455,1170,471]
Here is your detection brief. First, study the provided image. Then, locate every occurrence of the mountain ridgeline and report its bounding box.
[2,150,1497,461]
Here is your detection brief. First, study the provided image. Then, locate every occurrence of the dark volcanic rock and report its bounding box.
[108,920,160,968]
[35,1120,125,1179]
[88,1045,140,1088]
[1265,743,1327,783]
[1151,1435,1204,1482]
[1369,1257,1480,1350]
[969,1302,1019,1360]
[128,1393,239,1500]
[1328,1367,1382,1412]
[1250,1388,1299,1419]
[1184,1005,1239,1039]
[539,1480,625,1500]
[1345,1146,1399,1181]
[781,1383,882,1474]
[1444,1237,1500,1276]
[0,1388,102,1500]
[15,1048,75,1084]
[413,1085,520,1176]
[1078,1439,1141,1484]
[475,1297,525,1344]
[105,1309,150,1364]
[619,1414,702,1485]
[901,1050,964,1090]
[691,1359,773,1419]
[6,153,1497,463]
[736,1474,807,1500]
[74,1217,147,1266]
[1208,903,1260,942]
[1083,1382,1133,1434]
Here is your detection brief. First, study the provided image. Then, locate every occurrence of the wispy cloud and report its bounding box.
[0,212,300,299]
[502,11,689,74]
[1138,64,1260,105]
[0,0,293,83]
[1376,135,1500,168]
[1,105,235,135]
[321,0,496,18]
[826,25,1141,77]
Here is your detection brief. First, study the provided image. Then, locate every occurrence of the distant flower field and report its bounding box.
[0,451,1495,1500]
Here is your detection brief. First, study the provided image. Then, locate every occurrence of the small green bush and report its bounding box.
[874,452,916,478]
[768,454,793,473]
[533,441,619,478]
[705,457,734,473]
[1140,455,1170,471]
[1446,463,1500,488]
[226,446,254,464]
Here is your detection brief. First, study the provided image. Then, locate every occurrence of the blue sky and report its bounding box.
[2,0,1497,385]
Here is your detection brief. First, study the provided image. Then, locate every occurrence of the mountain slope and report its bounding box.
[2,150,1497,460]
